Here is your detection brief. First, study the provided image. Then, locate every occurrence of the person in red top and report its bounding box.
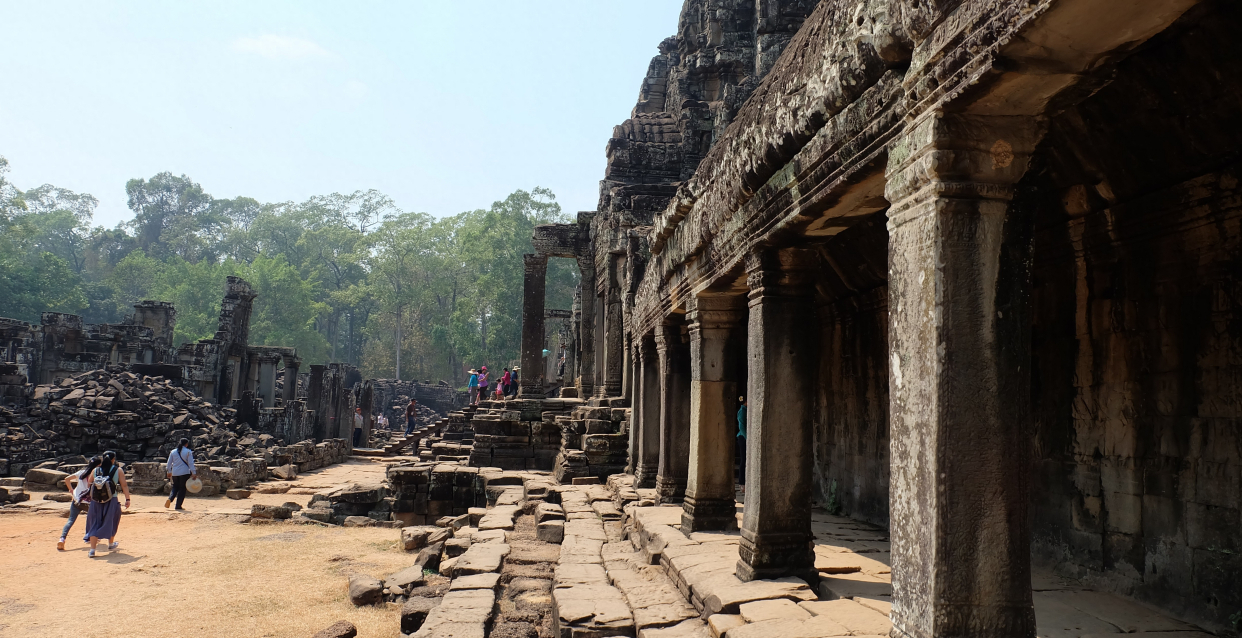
[500,367,512,397]
[404,398,418,435]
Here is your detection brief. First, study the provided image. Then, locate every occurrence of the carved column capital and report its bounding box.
[523,253,548,272]
[884,113,1046,230]
[745,247,818,300]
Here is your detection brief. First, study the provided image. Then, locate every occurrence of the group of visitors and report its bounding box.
[57,451,129,558]
[466,365,518,404]
[57,438,198,557]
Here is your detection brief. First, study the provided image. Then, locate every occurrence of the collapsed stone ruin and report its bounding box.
[510,0,1242,636]
[0,277,468,500]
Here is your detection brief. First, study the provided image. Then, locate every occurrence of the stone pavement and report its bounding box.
[620,490,1218,638]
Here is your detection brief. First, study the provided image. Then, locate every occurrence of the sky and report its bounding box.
[0,1,684,228]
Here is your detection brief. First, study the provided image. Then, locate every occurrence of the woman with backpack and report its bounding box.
[57,456,101,551]
[83,450,130,558]
[165,438,197,511]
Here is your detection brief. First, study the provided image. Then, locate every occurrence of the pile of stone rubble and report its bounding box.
[1,369,344,480]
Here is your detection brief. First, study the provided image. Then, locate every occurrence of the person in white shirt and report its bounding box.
[165,438,198,511]
[58,456,101,550]
[353,407,364,446]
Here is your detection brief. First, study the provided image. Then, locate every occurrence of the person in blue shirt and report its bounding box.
[165,438,198,510]
[736,396,747,493]
[467,369,480,404]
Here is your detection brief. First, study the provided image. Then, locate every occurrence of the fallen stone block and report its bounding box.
[250,504,292,520]
[445,537,473,558]
[535,502,565,523]
[387,564,428,591]
[416,542,445,572]
[402,526,442,551]
[401,595,440,633]
[452,543,511,577]
[478,505,520,531]
[225,489,251,500]
[271,464,297,480]
[311,620,357,638]
[24,468,68,485]
[707,614,745,638]
[450,572,501,590]
[348,573,383,606]
[536,520,565,543]
[343,515,377,527]
[300,508,333,523]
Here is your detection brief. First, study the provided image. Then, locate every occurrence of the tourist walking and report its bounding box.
[468,369,479,404]
[58,456,101,550]
[353,407,364,446]
[165,438,197,511]
[736,396,747,494]
[83,451,129,558]
[404,398,419,435]
[478,366,490,402]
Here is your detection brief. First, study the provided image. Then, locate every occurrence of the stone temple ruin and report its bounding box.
[0,276,406,481]
[510,0,1242,636]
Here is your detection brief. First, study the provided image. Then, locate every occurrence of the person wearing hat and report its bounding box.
[165,438,198,511]
[477,366,490,403]
[467,368,479,404]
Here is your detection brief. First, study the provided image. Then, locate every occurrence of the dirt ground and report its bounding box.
[0,459,412,638]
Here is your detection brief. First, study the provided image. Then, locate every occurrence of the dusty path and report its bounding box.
[0,458,409,638]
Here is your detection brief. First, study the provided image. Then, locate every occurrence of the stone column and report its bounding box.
[655,322,691,503]
[283,355,302,404]
[308,364,326,439]
[594,293,605,396]
[578,259,596,397]
[256,353,279,408]
[736,248,817,582]
[683,295,746,533]
[633,335,661,488]
[603,255,625,397]
[520,254,549,396]
[884,113,1043,638]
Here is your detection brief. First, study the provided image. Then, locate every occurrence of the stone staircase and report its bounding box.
[553,396,631,484]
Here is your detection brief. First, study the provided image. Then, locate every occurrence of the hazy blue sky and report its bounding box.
[0,2,683,227]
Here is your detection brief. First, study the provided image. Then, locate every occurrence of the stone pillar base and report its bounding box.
[655,476,686,504]
[634,463,658,489]
[681,496,738,533]
[736,530,814,582]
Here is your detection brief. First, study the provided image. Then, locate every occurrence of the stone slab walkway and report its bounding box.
[622,499,1217,638]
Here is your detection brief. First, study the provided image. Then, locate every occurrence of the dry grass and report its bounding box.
[0,512,413,638]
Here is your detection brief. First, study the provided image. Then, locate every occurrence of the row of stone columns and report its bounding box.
[624,112,1044,637]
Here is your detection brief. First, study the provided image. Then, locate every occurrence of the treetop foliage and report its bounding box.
[0,155,577,383]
